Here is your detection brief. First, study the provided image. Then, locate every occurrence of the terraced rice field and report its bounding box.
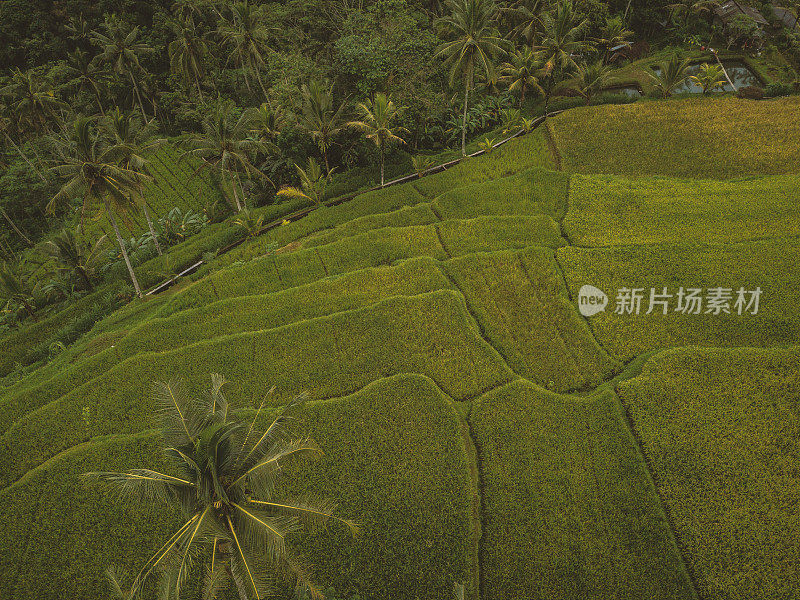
[1,98,799,600]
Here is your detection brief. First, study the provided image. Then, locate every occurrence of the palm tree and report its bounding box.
[91,14,154,122]
[218,2,273,97]
[276,158,330,205]
[168,15,209,101]
[500,48,544,106]
[298,80,347,174]
[437,0,505,156]
[0,68,65,133]
[86,374,357,600]
[594,16,634,63]
[535,0,593,113]
[648,55,691,99]
[48,117,146,297]
[501,0,546,48]
[62,48,108,116]
[42,227,106,291]
[689,62,726,94]
[102,108,165,255]
[0,260,39,322]
[0,113,48,183]
[572,61,614,105]
[348,93,407,186]
[667,0,720,27]
[185,100,271,212]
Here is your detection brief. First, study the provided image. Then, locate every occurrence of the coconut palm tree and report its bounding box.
[62,49,108,116]
[102,108,165,255]
[437,0,505,156]
[348,93,407,186]
[168,15,209,101]
[594,16,634,63]
[535,0,593,113]
[42,227,106,291]
[0,113,48,183]
[689,62,726,94]
[185,100,271,212]
[218,2,274,97]
[90,14,154,122]
[48,117,146,297]
[0,68,65,134]
[500,48,544,106]
[86,374,357,600]
[667,0,720,27]
[0,260,39,322]
[276,158,330,205]
[572,61,614,105]
[648,55,691,98]
[298,80,347,174]
[501,0,546,48]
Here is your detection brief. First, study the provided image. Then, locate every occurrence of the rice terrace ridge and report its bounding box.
[0,1,799,599]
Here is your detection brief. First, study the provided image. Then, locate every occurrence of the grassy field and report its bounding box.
[617,347,800,600]
[564,173,800,247]
[558,238,800,360]
[2,96,799,599]
[549,96,800,179]
[471,380,697,600]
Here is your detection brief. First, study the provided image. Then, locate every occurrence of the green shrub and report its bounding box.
[558,238,800,360]
[443,248,619,392]
[617,347,800,599]
[471,380,696,600]
[564,173,800,246]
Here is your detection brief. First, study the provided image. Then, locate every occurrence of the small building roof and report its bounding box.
[714,0,770,26]
[772,6,800,31]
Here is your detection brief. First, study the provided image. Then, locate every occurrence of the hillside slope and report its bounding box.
[1,99,799,600]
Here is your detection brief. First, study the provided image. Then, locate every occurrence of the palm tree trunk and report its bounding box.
[461,81,470,157]
[106,201,142,298]
[90,80,106,116]
[129,71,148,123]
[194,71,205,102]
[380,143,385,187]
[3,131,47,182]
[142,203,163,255]
[0,206,33,247]
[77,266,93,291]
[256,67,269,100]
[21,298,38,322]
[229,172,243,211]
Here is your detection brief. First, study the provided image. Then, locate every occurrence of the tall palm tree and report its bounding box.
[0,68,65,134]
[437,0,505,156]
[501,0,546,47]
[0,113,48,183]
[102,108,165,255]
[500,48,544,106]
[91,14,154,122]
[185,100,271,212]
[348,93,407,186]
[572,61,614,105]
[218,2,273,97]
[648,55,691,98]
[168,15,209,101]
[63,48,107,116]
[42,227,106,291]
[298,80,347,174]
[48,117,146,297]
[86,374,357,600]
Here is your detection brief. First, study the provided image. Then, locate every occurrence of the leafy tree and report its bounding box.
[298,80,348,174]
[168,15,209,102]
[572,61,614,104]
[91,14,154,122]
[0,68,64,134]
[185,100,272,212]
[437,0,505,156]
[277,157,330,205]
[102,108,164,255]
[218,2,274,97]
[594,16,634,63]
[348,93,408,186]
[48,117,146,297]
[648,55,691,98]
[42,227,106,291]
[535,0,593,113]
[689,62,726,94]
[500,48,544,106]
[86,374,357,600]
